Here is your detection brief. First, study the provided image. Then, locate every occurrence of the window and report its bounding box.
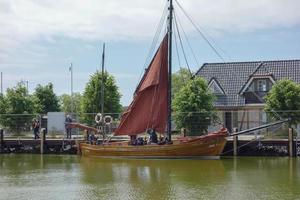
[260,111,267,124]
[211,84,220,94]
[209,80,224,95]
[257,80,267,92]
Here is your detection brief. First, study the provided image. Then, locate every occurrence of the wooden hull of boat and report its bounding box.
[80,132,227,159]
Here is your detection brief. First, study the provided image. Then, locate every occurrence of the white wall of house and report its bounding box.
[211,107,267,132]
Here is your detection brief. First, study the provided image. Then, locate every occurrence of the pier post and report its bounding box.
[233,128,238,156]
[40,128,46,154]
[0,129,4,153]
[76,140,81,155]
[288,128,295,157]
[181,128,187,137]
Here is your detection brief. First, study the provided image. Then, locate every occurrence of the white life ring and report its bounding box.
[103,115,113,125]
[95,113,102,124]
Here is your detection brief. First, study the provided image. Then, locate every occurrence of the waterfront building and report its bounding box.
[196,59,300,132]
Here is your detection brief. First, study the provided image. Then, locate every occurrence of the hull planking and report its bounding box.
[80,131,227,159]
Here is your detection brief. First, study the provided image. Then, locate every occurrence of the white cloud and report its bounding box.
[0,0,299,105]
[0,0,299,58]
[1,0,299,48]
[181,0,300,32]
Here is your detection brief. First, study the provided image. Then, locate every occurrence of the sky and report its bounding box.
[0,0,300,106]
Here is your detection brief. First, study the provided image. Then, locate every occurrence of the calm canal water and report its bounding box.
[0,155,299,200]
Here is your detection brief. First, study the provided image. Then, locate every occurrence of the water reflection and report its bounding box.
[79,157,225,200]
[0,154,81,200]
[0,155,299,200]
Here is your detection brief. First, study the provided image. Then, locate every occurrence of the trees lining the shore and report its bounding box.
[33,83,60,114]
[0,71,123,130]
[265,79,300,125]
[59,93,82,114]
[80,71,122,123]
[0,69,224,134]
[0,83,34,132]
[172,68,191,99]
[172,77,217,136]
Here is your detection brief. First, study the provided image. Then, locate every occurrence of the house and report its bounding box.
[196,59,300,132]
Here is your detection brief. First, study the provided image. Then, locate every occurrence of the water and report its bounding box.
[0,155,299,200]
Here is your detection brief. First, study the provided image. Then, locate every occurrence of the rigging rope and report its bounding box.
[136,2,168,91]
[174,0,225,62]
[174,1,274,119]
[221,137,260,155]
[174,12,200,69]
[173,1,278,131]
[173,13,193,78]
[143,2,168,69]
[173,19,182,69]
[172,1,285,133]
[173,19,189,85]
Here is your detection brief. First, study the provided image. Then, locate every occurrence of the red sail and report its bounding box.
[115,35,168,136]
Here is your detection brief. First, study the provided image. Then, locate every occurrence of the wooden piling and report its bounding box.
[76,140,81,155]
[0,129,4,153]
[288,128,294,157]
[233,128,238,156]
[40,128,46,154]
[181,128,187,137]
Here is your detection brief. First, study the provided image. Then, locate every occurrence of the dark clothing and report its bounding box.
[130,135,137,145]
[32,121,40,139]
[147,129,158,143]
[136,137,144,145]
[65,117,72,139]
[88,134,96,144]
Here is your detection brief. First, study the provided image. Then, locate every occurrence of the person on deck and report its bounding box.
[65,115,72,139]
[130,135,137,145]
[32,118,40,139]
[88,133,96,145]
[158,136,166,145]
[147,128,158,144]
[136,137,144,145]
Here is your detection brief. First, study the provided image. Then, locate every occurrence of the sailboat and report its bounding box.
[79,0,228,159]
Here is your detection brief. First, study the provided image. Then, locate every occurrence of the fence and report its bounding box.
[0,110,299,139]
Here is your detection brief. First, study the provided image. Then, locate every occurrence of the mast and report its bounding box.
[167,0,173,141]
[101,43,105,115]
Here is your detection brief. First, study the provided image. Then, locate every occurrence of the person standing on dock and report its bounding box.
[65,115,72,139]
[32,118,40,139]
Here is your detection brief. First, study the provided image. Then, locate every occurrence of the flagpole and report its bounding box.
[70,63,74,114]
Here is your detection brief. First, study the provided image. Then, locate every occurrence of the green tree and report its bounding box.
[81,71,122,124]
[59,93,82,113]
[0,94,7,114]
[172,68,191,99]
[0,94,7,128]
[265,79,300,125]
[0,83,35,132]
[172,77,217,136]
[32,83,60,114]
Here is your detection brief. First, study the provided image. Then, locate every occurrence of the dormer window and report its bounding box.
[208,79,225,95]
[240,76,275,104]
[244,78,274,93]
[258,80,267,92]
